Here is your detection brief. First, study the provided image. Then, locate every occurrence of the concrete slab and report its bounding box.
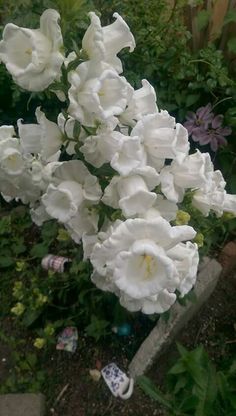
[0,393,45,416]
[129,258,222,379]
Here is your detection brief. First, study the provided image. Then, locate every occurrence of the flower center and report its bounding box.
[140,254,157,280]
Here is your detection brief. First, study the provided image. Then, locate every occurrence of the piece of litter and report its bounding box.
[56,327,78,353]
[89,369,101,382]
[112,323,132,336]
[41,254,71,273]
[101,362,134,399]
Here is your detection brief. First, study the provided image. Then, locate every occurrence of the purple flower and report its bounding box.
[184,103,214,135]
[184,103,231,152]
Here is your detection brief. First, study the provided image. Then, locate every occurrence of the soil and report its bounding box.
[1,267,236,416]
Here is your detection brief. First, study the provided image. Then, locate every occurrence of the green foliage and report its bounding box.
[0,206,131,342]
[0,330,47,393]
[138,344,236,416]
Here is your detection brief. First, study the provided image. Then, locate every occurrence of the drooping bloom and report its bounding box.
[90,217,198,314]
[0,9,64,91]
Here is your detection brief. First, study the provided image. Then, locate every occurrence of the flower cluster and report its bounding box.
[0,10,236,315]
[184,103,232,152]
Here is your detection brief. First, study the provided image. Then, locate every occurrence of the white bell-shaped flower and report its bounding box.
[82,12,135,73]
[68,61,133,127]
[80,130,146,175]
[131,111,190,171]
[42,160,102,222]
[102,166,160,217]
[120,80,158,126]
[160,150,212,202]
[0,9,64,91]
[18,107,62,161]
[90,217,198,314]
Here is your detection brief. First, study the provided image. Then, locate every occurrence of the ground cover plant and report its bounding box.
[0,1,236,413]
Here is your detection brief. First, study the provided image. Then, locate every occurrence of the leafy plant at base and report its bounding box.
[138,344,236,416]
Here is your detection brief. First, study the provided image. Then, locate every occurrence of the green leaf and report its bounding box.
[179,395,199,412]
[176,343,188,358]
[223,10,236,26]
[0,216,11,235]
[30,243,49,258]
[26,353,37,368]
[229,393,236,409]
[229,360,236,375]
[185,94,200,108]
[137,375,173,409]
[217,371,229,402]
[227,37,236,54]
[85,315,110,341]
[196,10,210,31]
[0,256,14,268]
[22,309,42,327]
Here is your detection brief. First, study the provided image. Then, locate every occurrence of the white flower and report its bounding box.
[30,203,51,226]
[80,130,146,175]
[167,242,199,297]
[102,166,160,217]
[0,139,24,176]
[90,217,198,314]
[140,195,178,222]
[120,80,158,126]
[160,151,212,202]
[82,12,135,73]
[18,107,62,161]
[0,127,25,176]
[192,169,236,217]
[0,167,41,204]
[68,61,133,126]
[0,125,15,140]
[0,9,64,91]
[65,202,99,243]
[131,111,189,170]
[42,160,102,222]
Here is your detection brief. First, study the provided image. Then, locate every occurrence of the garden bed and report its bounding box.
[1,265,235,416]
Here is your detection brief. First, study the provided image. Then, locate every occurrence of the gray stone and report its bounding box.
[0,393,45,416]
[129,258,222,379]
